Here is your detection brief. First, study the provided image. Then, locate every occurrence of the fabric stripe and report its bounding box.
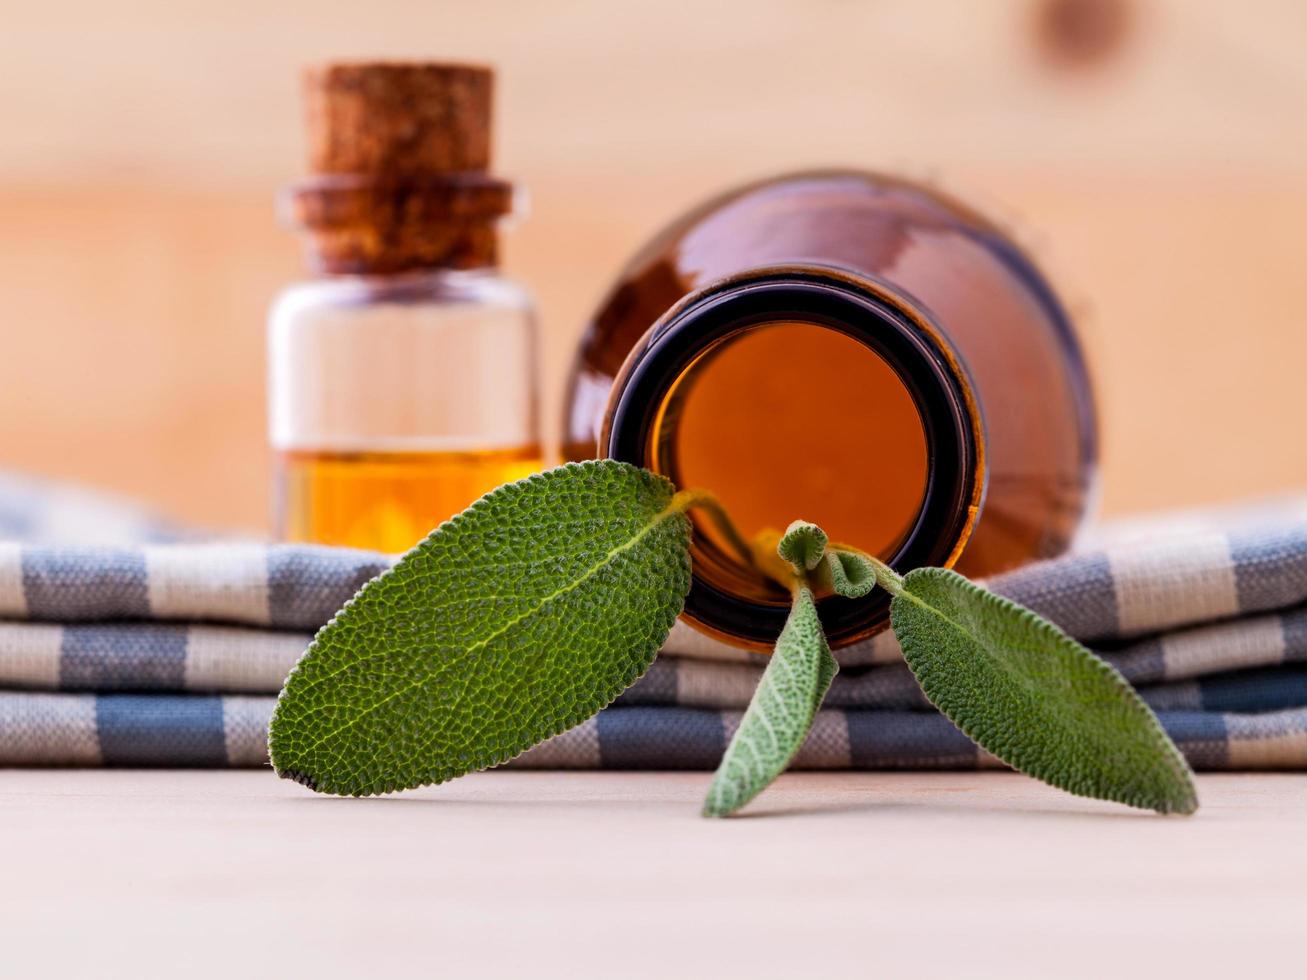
[662,620,769,664]
[845,710,978,768]
[3,612,1307,713]
[0,621,62,688]
[596,707,726,769]
[2,511,1302,645]
[1142,667,1307,715]
[0,691,101,764]
[0,622,311,694]
[95,694,227,766]
[1154,710,1228,769]
[1105,610,1292,687]
[863,630,907,666]
[1159,614,1285,681]
[222,696,274,766]
[673,659,762,709]
[266,546,390,630]
[145,544,271,625]
[663,621,902,670]
[1139,679,1202,711]
[1229,524,1307,615]
[792,710,851,768]
[0,542,27,617]
[1109,532,1239,637]
[0,694,1306,769]
[994,552,1119,641]
[720,710,742,746]
[1195,667,1307,714]
[1102,638,1167,685]
[183,626,308,693]
[511,716,603,768]
[61,624,188,691]
[825,663,931,710]
[621,659,936,712]
[830,628,905,668]
[22,546,150,621]
[6,495,1307,774]
[615,658,678,706]
[1225,708,1307,768]
[1282,608,1307,663]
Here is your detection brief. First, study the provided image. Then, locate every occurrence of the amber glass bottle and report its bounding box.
[269,63,541,553]
[563,171,1096,649]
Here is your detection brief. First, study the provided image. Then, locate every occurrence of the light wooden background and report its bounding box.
[2,0,1304,532]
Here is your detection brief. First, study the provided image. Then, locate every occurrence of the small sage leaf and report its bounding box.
[269,460,693,796]
[823,549,876,598]
[890,567,1198,815]
[703,586,838,817]
[777,520,828,571]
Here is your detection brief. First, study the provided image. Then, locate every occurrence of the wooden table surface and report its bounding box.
[2,770,1302,979]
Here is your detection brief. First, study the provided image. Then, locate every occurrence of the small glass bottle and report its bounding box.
[563,171,1097,649]
[269,63,541,553]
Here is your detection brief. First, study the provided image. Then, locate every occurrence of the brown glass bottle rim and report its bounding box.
[601,265,987,650]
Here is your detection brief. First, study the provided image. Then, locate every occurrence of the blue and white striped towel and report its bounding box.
[3,475,1307,771]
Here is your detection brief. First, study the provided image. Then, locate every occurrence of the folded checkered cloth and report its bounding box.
[5,693,1304,770]
[4,489,1307,770]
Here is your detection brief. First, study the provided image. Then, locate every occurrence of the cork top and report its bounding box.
[304,62,494,176]
[287,61,515,275]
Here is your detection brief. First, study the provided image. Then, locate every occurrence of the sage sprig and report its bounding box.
[270,461,1198,818]
[702,523,1198,816]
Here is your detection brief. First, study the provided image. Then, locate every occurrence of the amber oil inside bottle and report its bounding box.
[652,321,929,604]
[270,63,542,553]
[277,445,542,553]
[603,271,980,650]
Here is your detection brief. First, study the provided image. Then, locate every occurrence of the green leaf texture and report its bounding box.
[703,586,839,817]
[269,461,693,796]
[777,520,828,572]
[891,568,1198,815]
[823,548,877,599]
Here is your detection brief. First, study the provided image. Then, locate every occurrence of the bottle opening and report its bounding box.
[603,269,982,649]
[650,320,929,606]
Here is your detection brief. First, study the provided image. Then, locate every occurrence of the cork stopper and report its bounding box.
[304,62,493,176]
[285,61,514,274]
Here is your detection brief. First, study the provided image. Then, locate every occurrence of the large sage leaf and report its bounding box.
[891,567,1198,815]
[269,461,692,796]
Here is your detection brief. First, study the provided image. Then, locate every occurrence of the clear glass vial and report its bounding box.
[268,62,541,553]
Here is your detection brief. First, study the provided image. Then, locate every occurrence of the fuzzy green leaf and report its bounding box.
[703,585,838,817]
[777,520,828,571]
[823,549,877,598]
[891,567,1198,815]
[269,460,693,796]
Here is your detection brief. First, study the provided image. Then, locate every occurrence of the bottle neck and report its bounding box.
[282,173,512,275]
[601,267,985,649]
